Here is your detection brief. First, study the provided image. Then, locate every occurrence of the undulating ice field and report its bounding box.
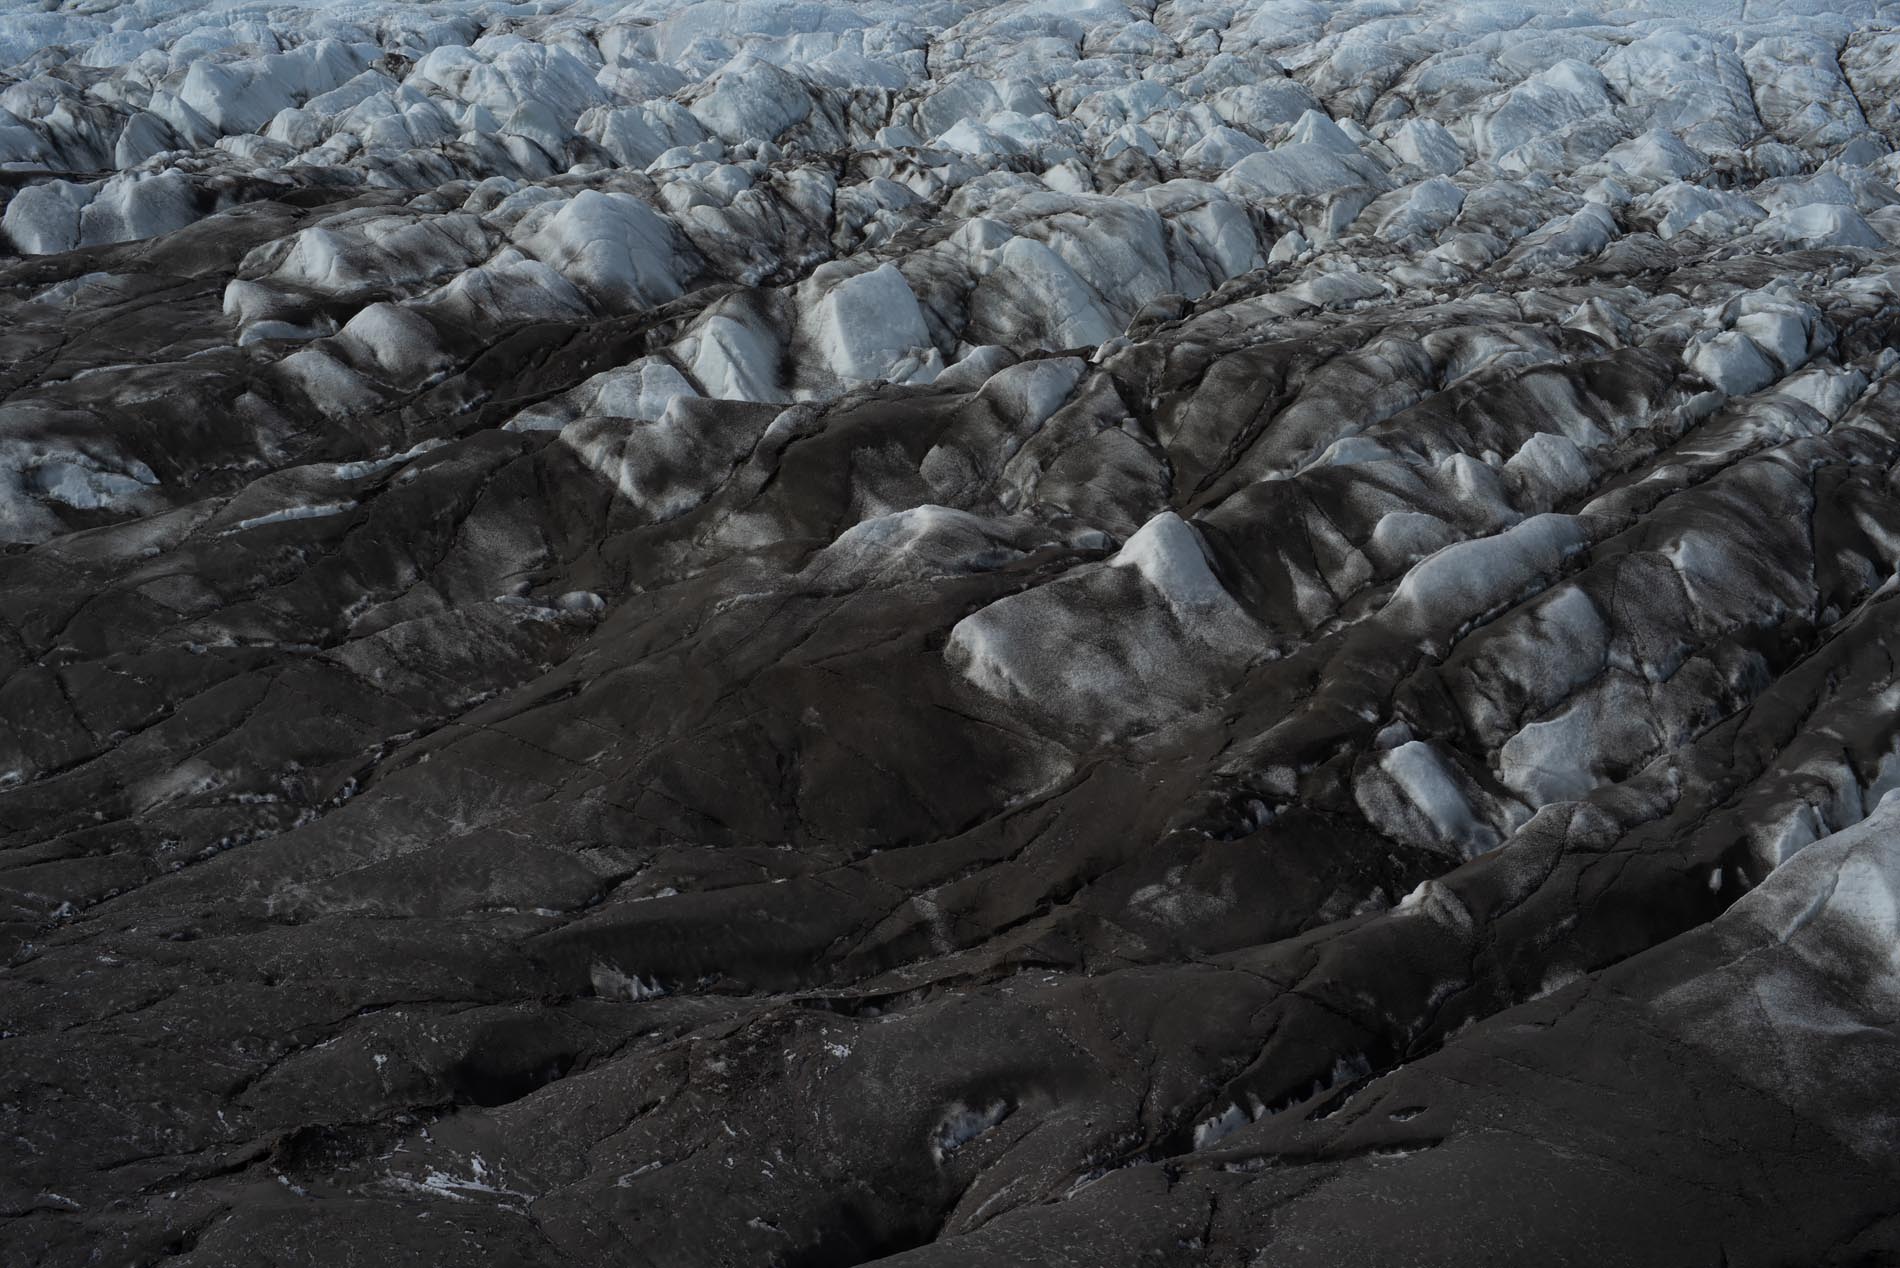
[7,0,1900,1263]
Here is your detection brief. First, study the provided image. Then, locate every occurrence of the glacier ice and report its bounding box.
[10,0,1900,1264]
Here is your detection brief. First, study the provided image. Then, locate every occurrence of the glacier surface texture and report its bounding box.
[9,0,1900,1263]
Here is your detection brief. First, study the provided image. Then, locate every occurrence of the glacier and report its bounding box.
[8,0,1900,1263]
